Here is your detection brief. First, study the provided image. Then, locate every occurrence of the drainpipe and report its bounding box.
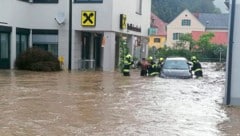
[226,0,236,105]
[68,0,72,70]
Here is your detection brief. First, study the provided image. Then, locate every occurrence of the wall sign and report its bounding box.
[120,14,127,29]
[127,23,141,32]
[81,11,96,27]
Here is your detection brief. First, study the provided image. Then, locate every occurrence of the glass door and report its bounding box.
[0,33,10,69]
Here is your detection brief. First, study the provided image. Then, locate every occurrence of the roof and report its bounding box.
[151,13,167,36]
[166,57,187,61]
[195,13,229,29]
[192,31,228,45]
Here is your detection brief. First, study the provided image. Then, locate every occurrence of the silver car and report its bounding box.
[160,57,192,79]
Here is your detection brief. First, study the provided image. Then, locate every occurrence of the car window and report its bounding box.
[163,60,189,69]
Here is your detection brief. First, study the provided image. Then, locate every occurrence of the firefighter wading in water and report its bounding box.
[122,54,134,76]
[191,56,203,78]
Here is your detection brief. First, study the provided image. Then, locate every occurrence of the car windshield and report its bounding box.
[163,59,189,69]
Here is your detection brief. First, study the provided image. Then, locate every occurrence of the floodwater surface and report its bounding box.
[0,63,227,136]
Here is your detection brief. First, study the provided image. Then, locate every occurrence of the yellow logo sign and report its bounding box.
[81,11,96,27]
[120,14,127,29]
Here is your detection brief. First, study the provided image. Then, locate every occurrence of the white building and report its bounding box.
[0,0,151,71]
[225,0,240,105]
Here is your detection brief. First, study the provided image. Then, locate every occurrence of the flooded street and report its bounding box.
[0,63,228,136]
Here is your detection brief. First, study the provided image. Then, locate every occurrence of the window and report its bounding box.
[16,28,29,56]
[33,44,58,56]
[154,38,161,43]
[16,34,28,56]
[18,0,29,2]
[0,33,9,59]
[74,0,103,3]
[173,33,183,40]
[32,29,58,56]
[32,0,58,3]
[182,19,191,26]
[136,0,142,14]
[0,26,11,69]
[18,0,58,3]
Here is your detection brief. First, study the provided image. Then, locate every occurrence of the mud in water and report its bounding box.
[0,63,231,136]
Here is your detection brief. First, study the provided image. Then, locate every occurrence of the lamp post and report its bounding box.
[68,0,72,70]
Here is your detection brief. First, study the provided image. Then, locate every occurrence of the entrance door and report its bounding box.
[82,32,91,60]
[0,33,10,69]
[94,34,102,68]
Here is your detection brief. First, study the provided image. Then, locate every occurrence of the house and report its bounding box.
[166,9,229,48]
[192,31,228,45]
[148,13,167,49]
[195,13,229,32]
[0,0,151,71]
[192,13,229,45]
[166,9,205,48]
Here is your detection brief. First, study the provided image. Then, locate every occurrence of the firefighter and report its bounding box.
[147,56,159,76]
[122,54,133,76]
[191,56,203,78]
[158,57,164,71]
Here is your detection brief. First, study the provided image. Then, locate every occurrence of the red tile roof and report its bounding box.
[151,13,167,36]
[192,31,228,45]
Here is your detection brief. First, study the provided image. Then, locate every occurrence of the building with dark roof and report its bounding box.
[196,13,229,31]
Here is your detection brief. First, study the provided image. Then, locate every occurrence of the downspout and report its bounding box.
[68,0,72,70]
[226,0,236,105]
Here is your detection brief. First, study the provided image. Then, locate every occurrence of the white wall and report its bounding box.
[226,1,240,105]
[72,1,113,31]
[112,0,151,37]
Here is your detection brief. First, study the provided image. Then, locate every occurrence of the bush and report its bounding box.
[149,45,227,62]
[15,47,61,71]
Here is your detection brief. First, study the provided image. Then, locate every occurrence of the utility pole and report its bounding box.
[68,0,72,70]
[226,0,236,105]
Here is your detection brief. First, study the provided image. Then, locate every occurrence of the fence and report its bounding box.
[78,59,96,70]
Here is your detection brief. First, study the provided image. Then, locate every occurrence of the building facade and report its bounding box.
[166,9,205,48]
[148,13,167,49]
[0,0,151,71]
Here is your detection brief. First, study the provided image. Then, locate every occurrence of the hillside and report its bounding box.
[152,0,221,23]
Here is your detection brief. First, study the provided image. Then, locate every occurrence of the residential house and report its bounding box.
[192,13,229,45]
[0,0,151,71]
[148,13,167,49]
[166,9,205,48]
[166,9,229,48]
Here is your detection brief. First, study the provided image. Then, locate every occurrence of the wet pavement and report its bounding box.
[0,63,230,136]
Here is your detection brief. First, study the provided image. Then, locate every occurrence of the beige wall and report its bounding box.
[166,9,205,48]
[148,35,166,49]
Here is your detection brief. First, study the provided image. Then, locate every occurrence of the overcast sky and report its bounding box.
[214,0,229,13]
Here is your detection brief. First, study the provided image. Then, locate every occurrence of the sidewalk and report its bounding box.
[219,106,240,135]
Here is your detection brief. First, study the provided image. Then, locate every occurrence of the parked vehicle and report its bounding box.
[160,57,192,79]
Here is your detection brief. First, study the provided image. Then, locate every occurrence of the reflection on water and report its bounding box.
[0,64,226,136]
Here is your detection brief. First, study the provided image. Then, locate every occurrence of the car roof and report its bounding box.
[165,57,188,61]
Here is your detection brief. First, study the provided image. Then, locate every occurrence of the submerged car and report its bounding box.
[160,57,192,79]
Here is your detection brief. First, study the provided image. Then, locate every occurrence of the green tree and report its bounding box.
[179,33,196,51]
[119,37,129,72]
[197,32,214,53]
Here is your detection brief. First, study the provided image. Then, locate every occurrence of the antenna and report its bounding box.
[55,12,65,25]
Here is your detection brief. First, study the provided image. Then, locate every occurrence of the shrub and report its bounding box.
[15,47,61,71]
[149,45,227,62]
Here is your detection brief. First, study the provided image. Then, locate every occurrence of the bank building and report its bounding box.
[0,0,151,71]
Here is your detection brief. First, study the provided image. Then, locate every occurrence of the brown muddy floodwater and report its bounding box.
[0,63,228,136]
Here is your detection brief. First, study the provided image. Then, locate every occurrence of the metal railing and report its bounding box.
[78,59,96,70]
